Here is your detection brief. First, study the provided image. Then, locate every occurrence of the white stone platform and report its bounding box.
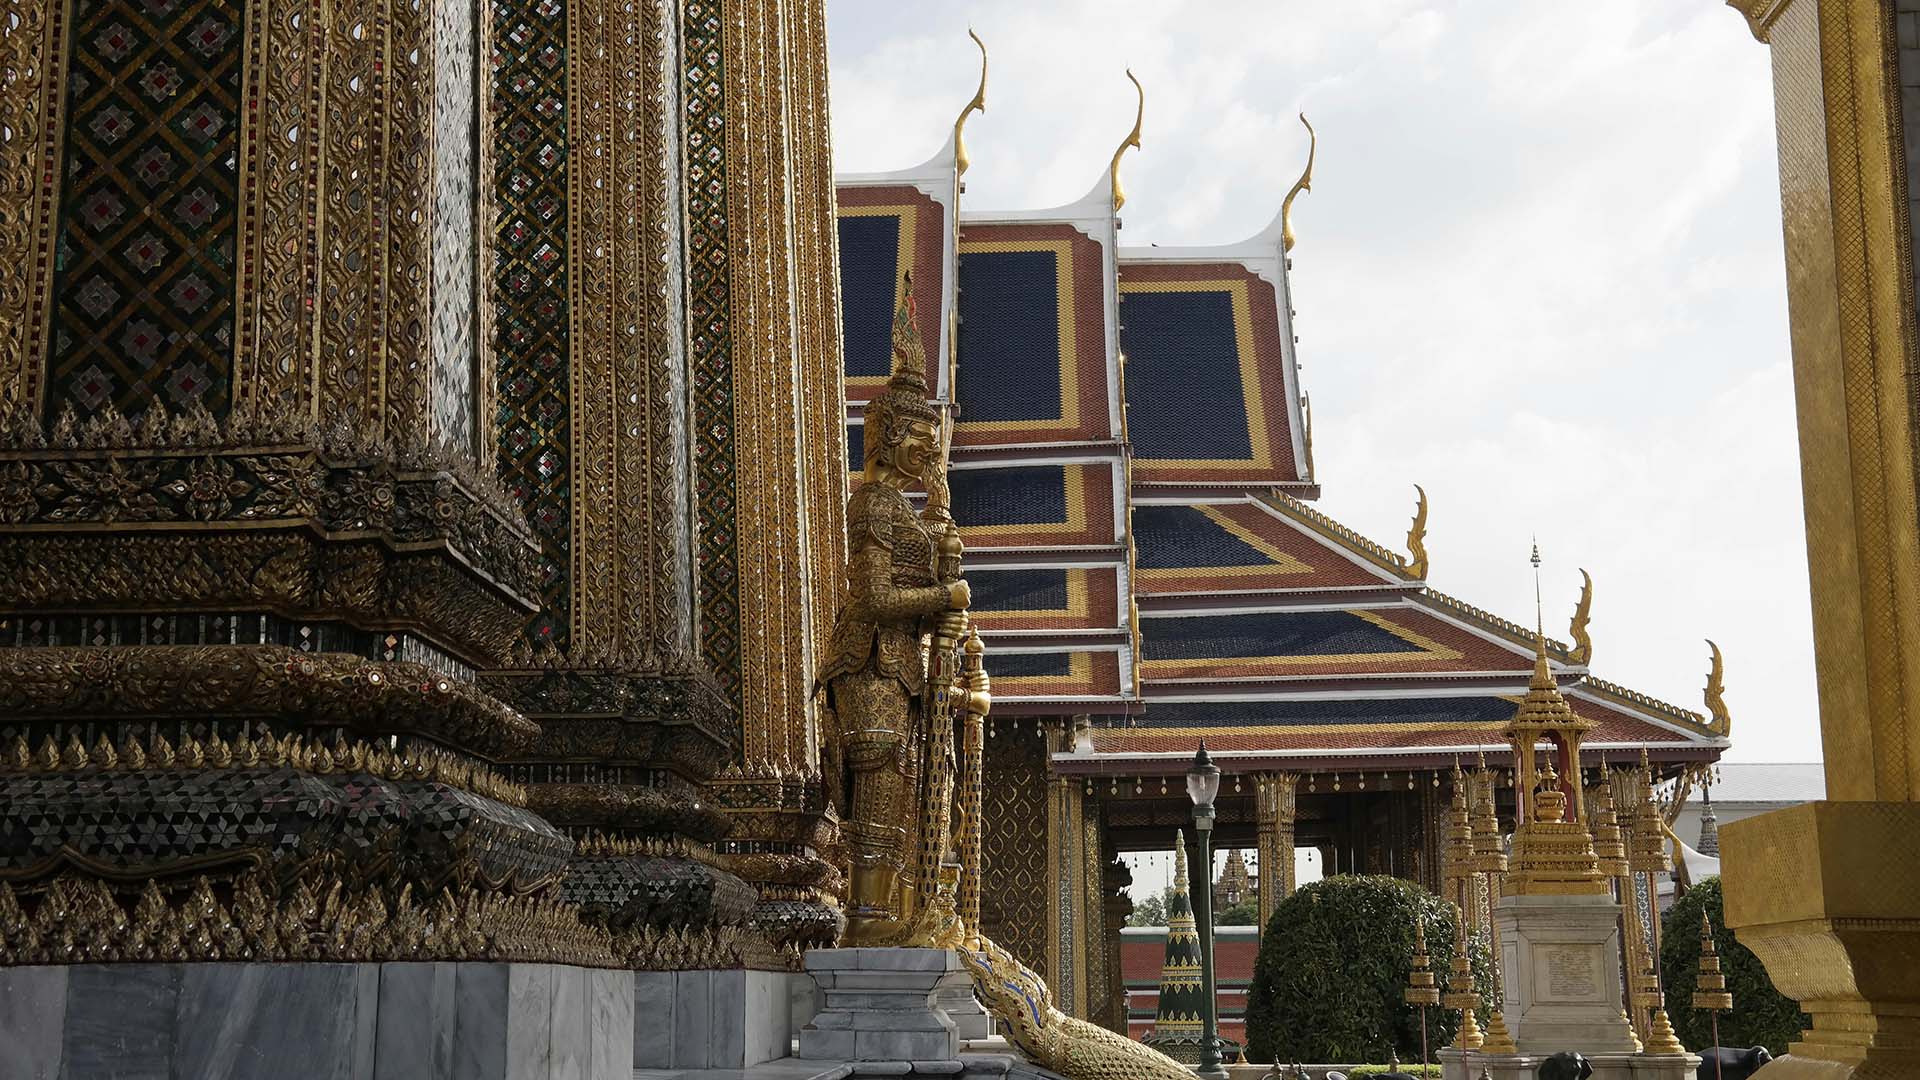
[797,947,973,1063]
[1495,893,1640,1056]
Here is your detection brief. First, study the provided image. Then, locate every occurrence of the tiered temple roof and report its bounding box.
[835,84,1728,779]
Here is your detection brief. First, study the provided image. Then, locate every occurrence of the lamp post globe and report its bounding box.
[1187,741,1229,1080]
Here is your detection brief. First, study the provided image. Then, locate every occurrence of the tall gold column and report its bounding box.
[1725,3,1920,1076]
[1254,771,1299,931]
[1046,718,1091,1018]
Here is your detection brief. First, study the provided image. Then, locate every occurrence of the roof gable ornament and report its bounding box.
[1704,639,1731,736]
[1108,69,1145,212]
[1280,113,1316,252]
[1403,484,1429,580]
[1567,568,1594,666]
[952,29,988,177]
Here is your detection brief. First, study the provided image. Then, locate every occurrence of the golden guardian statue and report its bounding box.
[818,275,976,944]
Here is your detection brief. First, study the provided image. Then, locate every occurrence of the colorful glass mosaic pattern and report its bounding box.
[836,184,944,400]
[1134,501,1393,594]
[967,567,1119,633]
[1087,696,1701,756]
[46,0,244,418]
[492,0,571,646]
[947,462,1117,548]
[1119,262,1304,485]
[684,0,740,697]
[953,223,1111,445]
[987,649,1120,699]
[1145,610,1440,662]
[1121,289,1250,458]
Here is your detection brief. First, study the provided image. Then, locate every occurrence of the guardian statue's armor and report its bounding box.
[818,281,970,943]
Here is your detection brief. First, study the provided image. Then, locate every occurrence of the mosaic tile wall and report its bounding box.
[492,0,572,645]
[683,0,739,699]
[45,0,244,418]
[431,0,481,452]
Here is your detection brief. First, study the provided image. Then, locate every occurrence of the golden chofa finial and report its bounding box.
[1403,484,1429,580]
[1704,639,1731,735]
[1567,568,1593,666]
[1108,68,1145,212]
[1280,112,1316,252]
[953,29,988,177]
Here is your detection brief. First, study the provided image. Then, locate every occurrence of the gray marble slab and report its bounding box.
[585,968,632,1080]
[375,962,456,1080]
[710,970,748,1068]
[0,966,67,1080]
[549,964,586,1080]
[634,971,680,1070]
[61,964,180,1080]
[508,963,556,1080]
[673,970,713,1069]
[454,963,511,1080]
[178,963,378,1080]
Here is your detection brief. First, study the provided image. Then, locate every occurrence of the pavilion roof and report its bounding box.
[831,120,1727,769]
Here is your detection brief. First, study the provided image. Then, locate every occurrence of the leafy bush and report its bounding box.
[1660,877,1806,1055]
[1244,875,1492,1065]
[1348,1064,1443,1077]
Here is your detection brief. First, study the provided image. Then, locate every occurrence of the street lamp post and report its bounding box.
[1187,742,1229,1080]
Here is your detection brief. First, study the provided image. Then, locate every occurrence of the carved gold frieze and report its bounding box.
[0,645,538,756]
[2,728,529,807]
[0,872,621,967]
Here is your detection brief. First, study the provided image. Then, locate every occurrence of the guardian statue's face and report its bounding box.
[890,420,937,481]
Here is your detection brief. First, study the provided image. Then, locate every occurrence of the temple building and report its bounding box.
[835,81,1731,1033]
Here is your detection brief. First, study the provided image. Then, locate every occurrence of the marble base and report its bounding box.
[0,962,633,1080]
[798,948,970,1063]
[1495,893,1641,1056]
[632,969,804,1070]
[933,980,994,1040]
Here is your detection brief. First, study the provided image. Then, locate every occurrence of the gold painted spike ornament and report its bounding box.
[1567,568,1594,666]
[1108,69,1144,212]
[952,29,987,177]
[1281,113,1316,252]
[1404,483,1429,579]
[1703,639,1731,736]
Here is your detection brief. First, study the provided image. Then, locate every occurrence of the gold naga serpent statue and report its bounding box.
[816,277,1191,1080]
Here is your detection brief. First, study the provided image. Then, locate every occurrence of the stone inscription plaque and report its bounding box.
[1541,944,1603,1001]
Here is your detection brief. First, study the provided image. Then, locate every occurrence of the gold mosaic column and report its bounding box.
[712,0,844,771]
[1046,718,1091,1018]
[1254,771,1299,931]
[1725,3,1920,1075]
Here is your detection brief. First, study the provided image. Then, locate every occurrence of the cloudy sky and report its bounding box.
[825,2,1816,766]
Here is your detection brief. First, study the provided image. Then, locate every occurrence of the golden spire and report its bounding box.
[952,29,988,177]
[1704,639,1731,735]
[1404,484,1429,579]
[1568,568,1593,666]
[1280,113,1316,252]
[1172,828,1188,889]
[1108,69,1145,212]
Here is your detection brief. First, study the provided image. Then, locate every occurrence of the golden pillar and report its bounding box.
[1254,771,1300,931]
[1725,3,1920,1076]
[1046,718,1092,1018]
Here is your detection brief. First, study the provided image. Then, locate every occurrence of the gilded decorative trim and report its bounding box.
[684,0,740,700]
[3,728,529,806]
[0,0,69,414]
[0,872,622,967]
[0,645,540,755]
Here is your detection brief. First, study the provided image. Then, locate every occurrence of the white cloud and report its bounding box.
[828,2,1815,763]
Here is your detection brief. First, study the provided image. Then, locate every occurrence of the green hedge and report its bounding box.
[1348,1065,1443,1077]
[1659,877,1806,1055]
[1244,875,1493,1065]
